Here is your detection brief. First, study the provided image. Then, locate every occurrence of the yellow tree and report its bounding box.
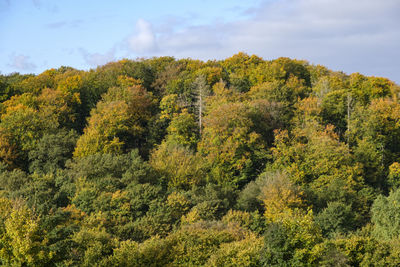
[74,78,154,157]
[150,142,204,189]
[0,198,52,266]
[0,103,58,168]
[259,171,306,222]
[198,102,266,186]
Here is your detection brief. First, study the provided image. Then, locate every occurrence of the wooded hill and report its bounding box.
[0,53,400,266]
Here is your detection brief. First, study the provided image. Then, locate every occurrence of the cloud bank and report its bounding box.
[78,0,399,82]
[123,0,399,81]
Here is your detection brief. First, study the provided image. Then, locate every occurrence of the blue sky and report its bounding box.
[1,0,399,84]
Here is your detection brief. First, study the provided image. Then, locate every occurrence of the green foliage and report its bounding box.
[199,102,267,186]
[0,198,53,266]
[66,153,131,182]
[186,184,237,221]
[315,201,355,238]
[165,109,199,149]
[0,73,33,101]
[0,167,29,196]
[163,222,250,265]
[0,55,398,265]
[159,93,179,120]
[261,211,323,266]
[207,233,263,266]
[150,142,204,189]
[236,179,264,212]
[222,209,267,235]
[28,129,78,174]
[271,122,369,220]
[371,188,400,240]
[352,99,400,154]
[70,215,116,266]
[0,101,58,168]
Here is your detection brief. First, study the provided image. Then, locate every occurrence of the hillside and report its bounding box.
[0,53,400,266]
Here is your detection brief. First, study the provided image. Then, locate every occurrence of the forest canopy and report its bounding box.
[0,53,400,266]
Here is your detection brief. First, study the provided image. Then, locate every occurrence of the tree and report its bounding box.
[260,211,322,266]
[150,142,204,190]
[159,94,180,121]
[349,73,396,105]
[0,198,53,266]
[271,123,365,208]
[315,201,355,238]
[165,222,253,266]
[371,188,400,240]
[388,162,400,190]
[0,103,58,169]
[222,52,263,93]
[165,109,199,150]
[28,129,78,174]
[192,75,210,136]
[206,233,263,266]
[0,166,29,196]
[259,171,306,223]
[182,183,237,223]
[349,98,400,189]
[70,213,115,266]
[198,102,267,186]
[74,80,154,157]
[249,57,311,88]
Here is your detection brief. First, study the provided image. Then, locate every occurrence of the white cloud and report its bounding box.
[77,0,399,83]
[127,19,157,54]
[139,0,399,82]
[8,54,36,71]
[79,48,116,67]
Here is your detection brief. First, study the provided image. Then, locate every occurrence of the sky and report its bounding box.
[1,0,399,84]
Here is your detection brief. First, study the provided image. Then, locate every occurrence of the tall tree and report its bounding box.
[192,75,210,136]
[198,102,267,186]
[74,78,154,158]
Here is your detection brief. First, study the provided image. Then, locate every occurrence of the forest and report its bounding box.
[0,53,400,266]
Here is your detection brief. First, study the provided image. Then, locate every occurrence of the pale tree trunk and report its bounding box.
[193,75,209,137]
[347,92,352,145]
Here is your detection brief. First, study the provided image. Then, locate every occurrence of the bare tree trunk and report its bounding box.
[347,92,352,145]
[193,75,209,137]
[199,88,202,136]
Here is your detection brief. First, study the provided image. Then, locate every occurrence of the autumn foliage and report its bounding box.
[0,54,399,265]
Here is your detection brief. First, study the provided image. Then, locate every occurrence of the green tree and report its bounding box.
[260,211,322,266]
[165,109,199,150]
[349,98,400,189]
[272,123,364,210]
[259,171,306,223]
[221,52,263,93]
[206,233,263,266]
[28,129,78,174]
[315,201,355,238]
[371,188,400,240]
